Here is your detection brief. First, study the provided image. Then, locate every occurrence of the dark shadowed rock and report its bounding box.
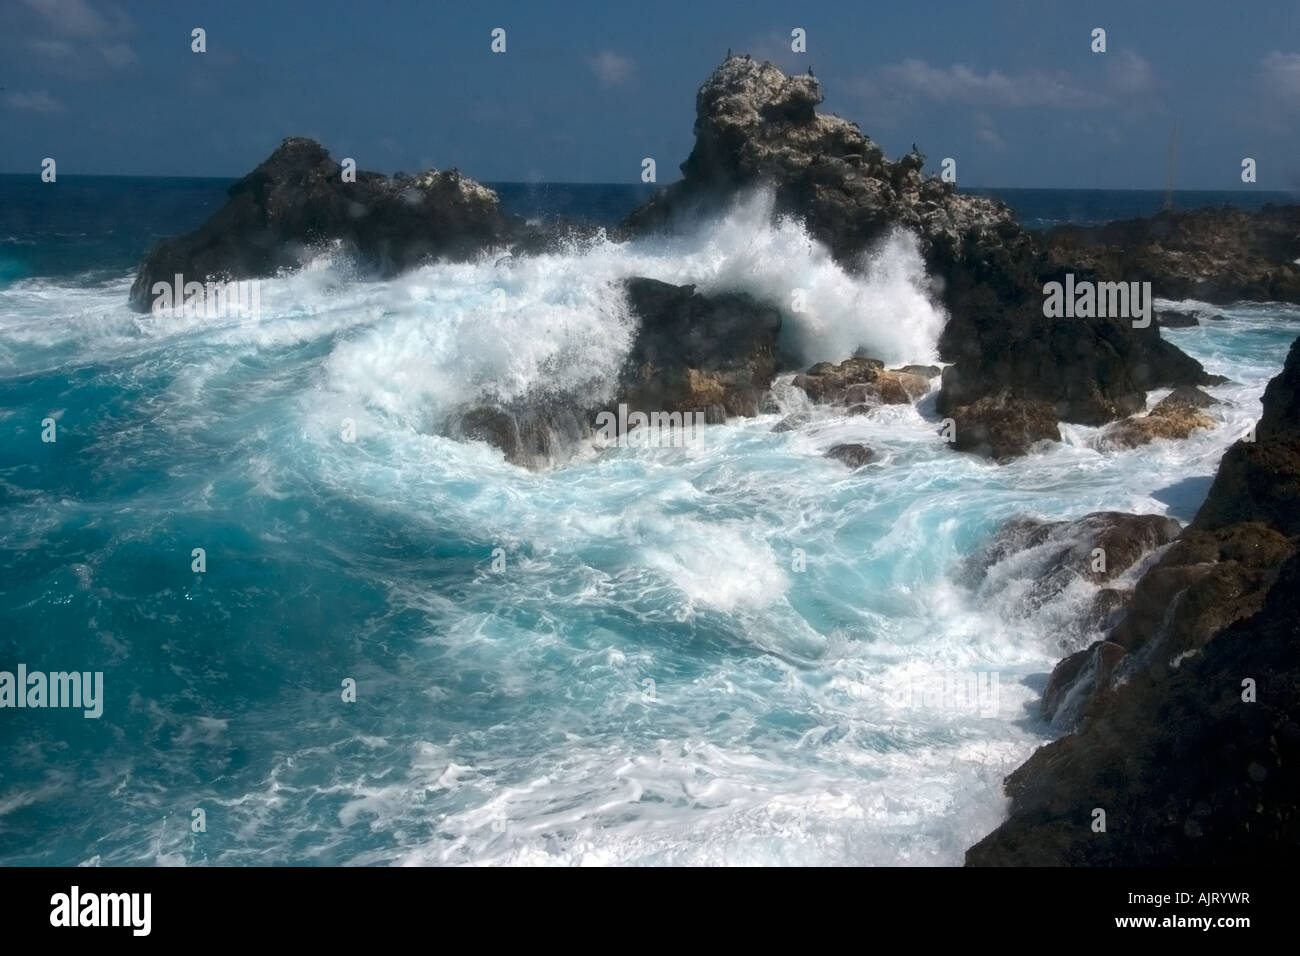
[450,277,783,467]
[967,336,1300,865]
[962,511,1181,620]
[1045,205,1300,305]
[944,393,1061,461]
[129,137,514,311]
[895,364,941,379]
[1156,385,1220,410]
[1156,309,1201,328]
[771,411,811,432]
[618,277,783,418]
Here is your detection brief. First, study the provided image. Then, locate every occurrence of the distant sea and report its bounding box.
[1,175,1294,283]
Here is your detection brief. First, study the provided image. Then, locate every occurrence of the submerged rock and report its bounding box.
[824,443,876,469]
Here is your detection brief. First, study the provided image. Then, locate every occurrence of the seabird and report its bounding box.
[808,66,814,78]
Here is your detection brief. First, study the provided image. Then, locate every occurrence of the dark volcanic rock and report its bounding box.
[824,443,876,469]
[967,551,1300,866]
[451,277,783,467]
[790,357,930,408]
[967,336,1300,865]
[962,511,1181,619]
[944,392,1061,461]
[618,278,783,418]
[1156,309,1202,328]
[1156,385,1220,410]
[1102,387,1220,448]
[620,55,1216,459]
[129,137,514,311]
[1046,205,1300,305]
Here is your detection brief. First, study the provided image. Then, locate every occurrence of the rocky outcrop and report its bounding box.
[1101,386,1220,448]
[622,55,1218,460]
[791,357,931,409]
[943,393,1061,461]
[963,511,1181,610]
[450,277,783,467]
[966,336,1300,865]
[618,278,783,420]
[128,138,515,311]
[1046,205,1300,305]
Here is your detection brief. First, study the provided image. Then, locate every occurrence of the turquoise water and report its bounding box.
[1,182,1296,865]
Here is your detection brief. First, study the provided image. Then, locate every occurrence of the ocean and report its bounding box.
[1,178,1296,865]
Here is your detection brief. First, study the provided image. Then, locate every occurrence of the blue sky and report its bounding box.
[2,0,1298,188]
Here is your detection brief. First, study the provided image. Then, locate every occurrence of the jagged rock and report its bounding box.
[791,357,883,404]
[1040,640,1126,727]
[128,138,514,310]
[1102,384,1223,448]
[961,512,1181,628]
[967,550,1300,866]
[618,277,782,418]
[792,358,929,408]
[824,443,876,469]
[944,392,1061,461]
[452,277,782,466]
[1156,385,1220,411]
[1045,205,1300,305]
[894,364,941,379]
[1103,406,1216,448]
[621,54,1219,459]
[967,336,1300,865]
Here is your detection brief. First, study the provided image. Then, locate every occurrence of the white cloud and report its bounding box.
[877,58,1100,108]
[22,0,110,37]
[589,50,634,87]
[1105,50,1155,95]
[1261,51,1300,99]
[26,39,74,57]
[4,90,63,112]
[100,42,136,67]
[973,112,1006,151]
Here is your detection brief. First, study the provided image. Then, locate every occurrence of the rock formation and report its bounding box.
[621,55,1219,460]
[128,137,515,311]
[1046,205,1300,305]
[448,277,784,467]
[966,335,1300,865]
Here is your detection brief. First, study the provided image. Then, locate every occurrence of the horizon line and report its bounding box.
[0,172,1292,194]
